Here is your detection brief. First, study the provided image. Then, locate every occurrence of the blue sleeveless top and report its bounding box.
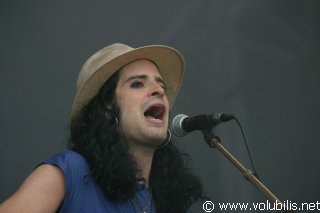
[42,150,156,213]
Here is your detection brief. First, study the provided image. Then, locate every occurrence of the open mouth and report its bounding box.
[144,104,165,121]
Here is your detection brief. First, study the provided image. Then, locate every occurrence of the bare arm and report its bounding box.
[0,164,65,213]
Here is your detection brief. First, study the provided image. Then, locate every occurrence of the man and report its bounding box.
[0,43,204,212]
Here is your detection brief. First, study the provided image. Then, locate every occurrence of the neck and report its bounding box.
[129,144,156,187]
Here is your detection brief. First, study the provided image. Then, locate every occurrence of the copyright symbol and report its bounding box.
[203,201,214,212]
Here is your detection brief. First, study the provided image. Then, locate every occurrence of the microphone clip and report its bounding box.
[202,129,221,148]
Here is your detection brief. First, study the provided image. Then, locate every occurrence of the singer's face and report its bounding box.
[114,59,169,148]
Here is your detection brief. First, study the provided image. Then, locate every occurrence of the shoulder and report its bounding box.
[43,150,86,164]
[42,150,91,191]
[43,150,89,173]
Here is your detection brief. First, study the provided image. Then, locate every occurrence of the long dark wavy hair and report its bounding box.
[68,70,205,212]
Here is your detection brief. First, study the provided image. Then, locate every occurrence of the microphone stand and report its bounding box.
[202,130,295,213]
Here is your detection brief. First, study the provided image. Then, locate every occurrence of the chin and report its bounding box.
[145,130,168,145]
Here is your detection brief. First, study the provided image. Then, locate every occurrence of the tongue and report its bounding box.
[145,106,162,119]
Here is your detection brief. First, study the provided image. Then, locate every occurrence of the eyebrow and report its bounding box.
[125,74,167,88]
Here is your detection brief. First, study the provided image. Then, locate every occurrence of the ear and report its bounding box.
[105,103,112,110]
[103,102,113,120]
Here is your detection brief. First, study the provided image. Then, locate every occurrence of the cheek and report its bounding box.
[116,94,140,118]
[164,97,170,114]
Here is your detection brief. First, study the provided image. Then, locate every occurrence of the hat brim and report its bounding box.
[71,45,184,120]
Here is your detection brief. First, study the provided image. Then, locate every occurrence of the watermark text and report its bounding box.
[202,200,320,212]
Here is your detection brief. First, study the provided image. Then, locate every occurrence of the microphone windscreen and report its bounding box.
[171,114,188,137]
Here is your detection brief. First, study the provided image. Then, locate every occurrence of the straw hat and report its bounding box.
[70,43,184,121]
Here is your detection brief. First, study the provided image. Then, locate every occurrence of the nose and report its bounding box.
[150,82,165,97]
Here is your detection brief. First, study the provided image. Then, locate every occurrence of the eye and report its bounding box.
[130,81,144,88]
[160,83,166,91]
[157,78,167,91]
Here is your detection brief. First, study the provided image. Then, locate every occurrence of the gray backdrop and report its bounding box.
[1,0,319,212]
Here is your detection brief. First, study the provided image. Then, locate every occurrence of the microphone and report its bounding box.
[171,113,235,137]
